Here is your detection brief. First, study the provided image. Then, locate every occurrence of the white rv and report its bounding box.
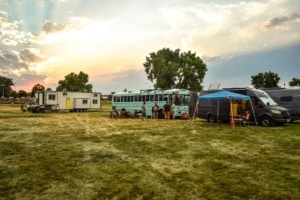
[33,91,101,112]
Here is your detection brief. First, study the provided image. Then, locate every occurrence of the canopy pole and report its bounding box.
[230,98,234,129]
[217,100,219,123]
[249,99,258,126]
[191,100,198,127]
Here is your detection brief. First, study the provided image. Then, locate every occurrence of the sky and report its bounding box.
[0,0,299,94]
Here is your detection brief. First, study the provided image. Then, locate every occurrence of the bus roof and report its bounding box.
[113,88,190,96]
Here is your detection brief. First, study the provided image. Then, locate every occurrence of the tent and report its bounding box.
[199,90,250,100]
[198,90,257,129]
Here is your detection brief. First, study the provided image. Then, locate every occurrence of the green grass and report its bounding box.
[0,103,299,199]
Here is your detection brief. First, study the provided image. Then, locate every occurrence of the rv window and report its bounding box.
[48,94,56,100]
[93,99,98,104]
[63,92,67,96]
[82,99,88,104]
[280,96,292,101]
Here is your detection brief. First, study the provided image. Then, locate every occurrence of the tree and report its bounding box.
[31,83,45,96]
[289,78,300,86]
[143,48,207,91]
[0,75,14,97]
[251,71,280,88]
[18,90,28,98]
[56,71,93,92]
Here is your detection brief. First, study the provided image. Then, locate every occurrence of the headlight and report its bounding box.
[271,109,281,114]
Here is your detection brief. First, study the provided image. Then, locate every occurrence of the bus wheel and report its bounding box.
[261,116,272,127]
[207,115,216,123]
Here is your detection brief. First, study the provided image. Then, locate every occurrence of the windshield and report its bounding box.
[253,89,278,106]
[174,94,190,106]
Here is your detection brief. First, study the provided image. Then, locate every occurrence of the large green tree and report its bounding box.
[143,48,207,91]
[56,71,93,92]
[289,77,300,86]
[0,75,14,97]
[251,71,280,88]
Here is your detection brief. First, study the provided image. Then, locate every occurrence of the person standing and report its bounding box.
[163,101,171,119]
[171,102,175,119]
[153,103,159,119]
[141,101,146,120]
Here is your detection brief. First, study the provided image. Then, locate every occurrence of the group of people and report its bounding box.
[141,101,176,120]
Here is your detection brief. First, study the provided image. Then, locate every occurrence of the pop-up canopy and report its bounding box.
[198,90,250,101]
[198,90,256,129]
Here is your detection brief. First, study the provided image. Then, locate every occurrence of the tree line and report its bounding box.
[1,48,299,97]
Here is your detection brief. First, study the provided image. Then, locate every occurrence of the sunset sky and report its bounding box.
[0,0,299,94]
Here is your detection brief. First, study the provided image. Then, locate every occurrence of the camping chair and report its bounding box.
[240,111,251,126]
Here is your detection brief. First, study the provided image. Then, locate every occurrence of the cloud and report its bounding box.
[19,48,46,63]
[0,50,28,73]
[261,12,300,30]
[42,21,67,34]
[0,11,8,20]
[0,11,36,47]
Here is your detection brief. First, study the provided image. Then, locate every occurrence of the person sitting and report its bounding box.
[241,110,251,125]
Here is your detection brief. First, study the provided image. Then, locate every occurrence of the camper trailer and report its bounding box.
[198,87,291,126]
[32,91,101,112]
[263,88,300,122]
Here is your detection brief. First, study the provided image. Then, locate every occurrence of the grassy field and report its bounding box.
[0,102,299,199]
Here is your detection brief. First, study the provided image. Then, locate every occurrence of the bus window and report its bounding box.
[163,94,168,102]
[175,94,180,105]
[184,95,190,105]
[156,94,163,101]
[145,95,150,102]
[149,95,154,101]
[115,96,121,102]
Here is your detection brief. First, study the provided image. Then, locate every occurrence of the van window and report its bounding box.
[280,96,292,101]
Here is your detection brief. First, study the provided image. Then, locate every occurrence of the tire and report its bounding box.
[260,116,273,127]
[207,115,216,123]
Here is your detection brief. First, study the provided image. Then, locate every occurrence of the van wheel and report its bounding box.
[261,116,272,127]
[207,115,216,123]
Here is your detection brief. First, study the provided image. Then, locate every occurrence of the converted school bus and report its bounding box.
[33,90,101,112]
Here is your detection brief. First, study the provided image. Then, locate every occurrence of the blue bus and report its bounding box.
[111,88,197,118]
